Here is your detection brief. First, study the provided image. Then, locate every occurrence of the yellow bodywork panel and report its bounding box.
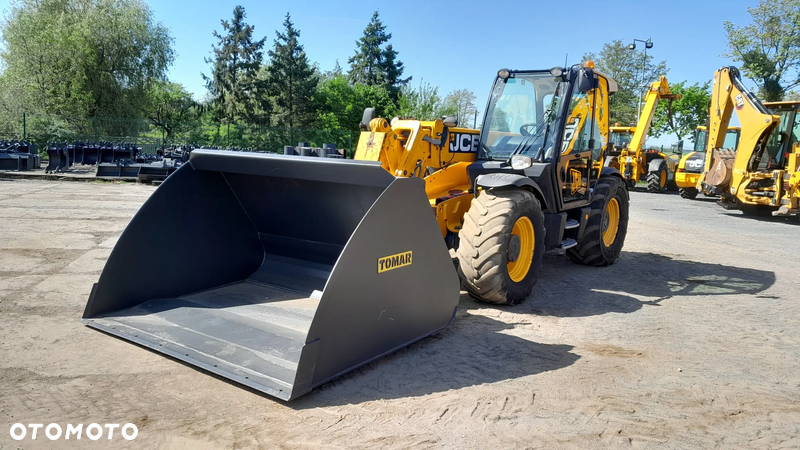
[434,195,474,236]
[355,119,479,178]
[355,131,387,161]
[354,118,478,237]
[425,162,473,236]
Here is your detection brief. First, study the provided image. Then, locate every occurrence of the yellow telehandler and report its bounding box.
[604,76,681,192]
[674,125,740,199]
[697,66,800,216]
[83,62,629,401]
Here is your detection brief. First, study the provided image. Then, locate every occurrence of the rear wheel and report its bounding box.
[457,189,545,305]
[646,161,668,193]
[567,176,628,266]
[679,187,699,199]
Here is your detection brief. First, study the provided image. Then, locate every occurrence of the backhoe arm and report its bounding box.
[701,66,780,195]
[628,76,679,155]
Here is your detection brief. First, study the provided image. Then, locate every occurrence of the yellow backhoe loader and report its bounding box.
[82,62,629,401]
[697,66,800,216]
[675,125,740,199]
[604,76,681,192]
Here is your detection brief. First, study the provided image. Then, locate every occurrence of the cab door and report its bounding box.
[558,86,598,207]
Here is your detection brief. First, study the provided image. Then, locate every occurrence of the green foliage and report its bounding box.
[651,81,711,140]
[724,0,800,101]
[146,81,198,138]
[395,80,455,121]
[265,13,318,129]
[583,40,668,126]
[442,89,478,128]
[203,5,268,124]
[0,0,174,130]
[315,75,395,130]
[347,11,410,102]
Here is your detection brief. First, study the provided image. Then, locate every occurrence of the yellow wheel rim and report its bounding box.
[507,216,534,283]
[660,170,667,188]
[602,198,620,247]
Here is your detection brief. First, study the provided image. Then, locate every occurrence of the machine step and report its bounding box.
[564,219,579,230]
[560,238,577,249]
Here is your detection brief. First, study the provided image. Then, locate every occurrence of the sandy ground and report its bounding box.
[0,178,798,449]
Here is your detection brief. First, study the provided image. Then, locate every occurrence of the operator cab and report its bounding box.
[762,102,800,170]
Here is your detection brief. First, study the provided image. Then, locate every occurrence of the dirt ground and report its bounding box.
[1,178,798,449]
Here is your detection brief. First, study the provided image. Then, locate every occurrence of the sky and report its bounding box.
[1,0,759,145]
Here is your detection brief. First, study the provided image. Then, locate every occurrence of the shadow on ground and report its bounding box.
[721,212,800,225]
[292,311,579,408]
[290,251,774,407]
[500,251,777,318]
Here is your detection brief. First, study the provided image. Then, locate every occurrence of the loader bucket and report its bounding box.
[82,150,459,401]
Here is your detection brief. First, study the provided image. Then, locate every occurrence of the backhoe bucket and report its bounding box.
[82,150,459,401]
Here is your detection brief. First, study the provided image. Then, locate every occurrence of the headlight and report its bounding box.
[510,155,532,170]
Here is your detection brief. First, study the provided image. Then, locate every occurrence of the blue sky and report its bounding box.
[1,0,759,143]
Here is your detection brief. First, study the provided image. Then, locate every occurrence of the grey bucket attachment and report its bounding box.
[83,150,460,401]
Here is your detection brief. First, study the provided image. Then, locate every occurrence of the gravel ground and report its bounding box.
[0,178,798,449]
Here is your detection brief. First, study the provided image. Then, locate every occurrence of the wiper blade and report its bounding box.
[510,110,551,156]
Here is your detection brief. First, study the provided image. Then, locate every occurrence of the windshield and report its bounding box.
[479,72,566,161]
[763,107,798,167]
[691,129,708,154]
[610,130,632,149]
[723,129,740,149]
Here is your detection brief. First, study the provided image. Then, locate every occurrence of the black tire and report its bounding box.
[567,176,628,266]
[456,189,545,305]
[646,161,668,193]
[679,187,699,199]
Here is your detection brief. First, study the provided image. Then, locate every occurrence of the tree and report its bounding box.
[724,0,800,102]
[265,13,318,129]
[315,74,395,130]
[380,44,411,101]
[347,11,410,102]
[583,40,668,126]
[203,5,267,124]
[147,81,197,139]
[650,81,711,141]
[395,80,454,121]
[443,89,477,128]
[0,0,174,126]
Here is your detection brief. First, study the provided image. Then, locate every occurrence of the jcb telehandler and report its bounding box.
[604,76,680,192]
[698,66,800,216]
[675,125,740,199]
[82,62,628,401]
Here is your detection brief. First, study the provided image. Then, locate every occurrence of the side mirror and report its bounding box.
[673,139,684,153]
[577,68,595,93]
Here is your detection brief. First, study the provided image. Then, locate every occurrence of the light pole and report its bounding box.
[628,38,653,120]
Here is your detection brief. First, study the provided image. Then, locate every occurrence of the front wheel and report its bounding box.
[679,187,698,199]
[457,189,545,305]
[646,161,668,193]
[567,176,629,266]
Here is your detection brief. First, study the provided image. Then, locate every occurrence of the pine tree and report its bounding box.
[347,11,410,102]
[381,44,411,102]
[202,5,268,124]
[265,12,318,129]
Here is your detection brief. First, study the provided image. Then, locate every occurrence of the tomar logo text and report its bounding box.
[378,251,412,273]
